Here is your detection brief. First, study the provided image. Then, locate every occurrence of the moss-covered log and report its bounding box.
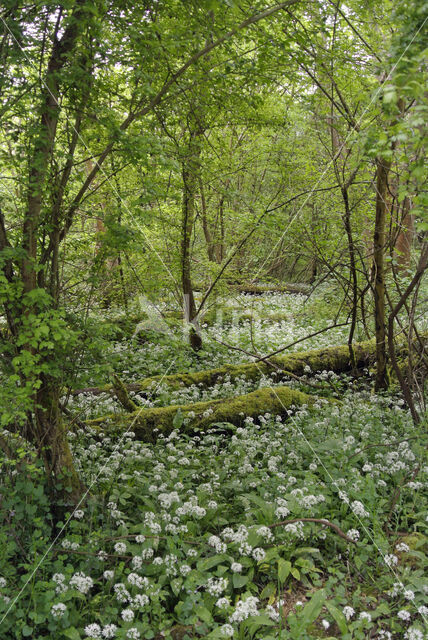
[72,339,376,397]
[87,385,316,441]
[126,339,377,394]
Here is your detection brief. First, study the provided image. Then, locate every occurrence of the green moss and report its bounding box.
[134,340,376,394]
[89,384,316,441]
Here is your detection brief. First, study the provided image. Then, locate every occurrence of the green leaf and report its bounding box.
[62,628,81,640]
[195,605,213,623]
[290,567,300,580]
[173,408,184,428]
[233,573,249,588]
[278,558,291,582]
[300,589,326,628]
[325,601,348,634]
[171,577,183,595]
[260,582,277,600]
[22,627,33,637]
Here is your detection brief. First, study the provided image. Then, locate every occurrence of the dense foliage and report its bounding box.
[0,0,427,638]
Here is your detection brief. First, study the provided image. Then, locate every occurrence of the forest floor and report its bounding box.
[1,286,427,640]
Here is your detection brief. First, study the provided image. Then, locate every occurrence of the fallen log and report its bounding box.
[86,385,317,441]
[72,339,376,397]
[123,339,376,394]
[72,333,424,400]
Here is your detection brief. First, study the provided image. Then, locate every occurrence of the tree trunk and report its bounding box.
[17,6,85,504]
[373,156,392,391]
[181,124,203,350]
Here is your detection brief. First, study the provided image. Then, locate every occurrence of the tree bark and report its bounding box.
[181,122,203,350]
[373,156,392,391]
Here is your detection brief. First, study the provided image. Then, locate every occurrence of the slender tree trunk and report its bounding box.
[373,156,392,390]
[181,126,203,350]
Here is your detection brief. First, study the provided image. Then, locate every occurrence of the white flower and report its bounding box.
[126,629,140,640]
[132,556,142,570]
[69,572,93,594]
[103,570,114,580]
[0,578,6,588]
[229,596,259,622]
[403,590,415,601]
[220,624,234,637]
[206,577,228,597]
[384,554,398,567]
[84,623,102,638]
[266,604,280,622]
[121,608,134,622]
[347,529,360,541]
[114,542,127,554]
[216,597,230,609]
[343,606,355,620]
[141,548,154,560]
[256,526,273,542]
[322,619,330,629]
[397,610,411,621]
[351,501,369,518]
[135,535,145,543]
[51,603,67,618]
[252,547,265,562]
[396,542,410,552]
[405,628,424,640]
[74,510,84,519]
[359,611,372,622]
[417,605,428,616]
[52,573,65,584]
[102,624,117,638]
[180,564,191,576]
[133,594,149,608]
[114,583,130,603]
[231,562,242,573]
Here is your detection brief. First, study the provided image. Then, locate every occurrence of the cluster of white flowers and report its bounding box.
[133,593,149,608]
[266,604,280,621]
[102,624,118,638]
[384,554,398,567]
[62,539,80,550]
[121,608,134,622]
[114,542,127,554]
[351,500,370,518]
[84,623,102,638]
[343,606,355,621]
[158,491,180,509]
[176,498,206,519]
[208,535,227,553]
[229,596,259,622]
[127,573,148,589]
[51,603,67,618]
[206,577,228,597]
[144,511,162,534]
[397,610,411,621]
[404,629,424,640]
[216,597,230,609]
[347,529,360,541]
[69,572,93,594]
[275,497,290,518]
[114,582,131,603]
